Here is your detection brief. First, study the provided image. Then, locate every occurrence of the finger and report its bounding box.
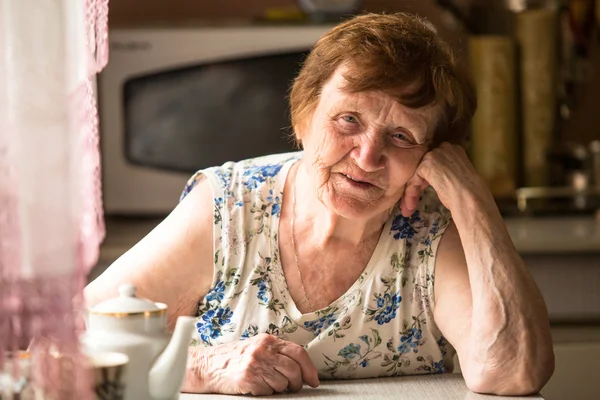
[261,368,290,394]
[401,173,426,217]
[237,372,275,396]
[249,380,275,396]
[274,354,304,392]
[278,343,320,388]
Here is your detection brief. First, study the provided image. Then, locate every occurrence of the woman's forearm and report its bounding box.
[452,192,554,392]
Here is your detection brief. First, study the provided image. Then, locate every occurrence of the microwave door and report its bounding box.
[124,51,306,174]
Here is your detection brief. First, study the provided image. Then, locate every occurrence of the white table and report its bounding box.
[179,373,544,399]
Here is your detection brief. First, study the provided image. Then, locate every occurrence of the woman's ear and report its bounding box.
[291,127,303,150]
[293,109,316,146]
[293,119,310,149]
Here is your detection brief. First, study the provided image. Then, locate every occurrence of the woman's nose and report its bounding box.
[351,134,386,172]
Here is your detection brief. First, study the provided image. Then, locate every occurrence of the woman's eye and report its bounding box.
[394,133,408,141]
[341,115,358,124]
[392,132,412,144]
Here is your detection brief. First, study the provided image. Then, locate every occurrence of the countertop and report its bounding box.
[98,214,600,264]
[505,214,600,254]
[178,374,544,399]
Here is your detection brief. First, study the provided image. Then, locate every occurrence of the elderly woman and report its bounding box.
[85,12,554,396]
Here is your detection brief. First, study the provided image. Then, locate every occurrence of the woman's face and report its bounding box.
[298,66,439,220]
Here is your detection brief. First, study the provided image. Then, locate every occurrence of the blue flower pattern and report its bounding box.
[205,281,225,303]
[256,279,269,303]
[240,330,251,340]
[304,309,338,336]
[196,306,233,343]
[429,220,440,236]
[180,152,453,378]
[373,293,402,325]
[397,328,423,354]
[338,343,361,359]
[433,360,445,373]
[243,164,283,190]
[240,324,259,340]
[391,211,423,240]
[214,169,232,191]
[266,189,281,217]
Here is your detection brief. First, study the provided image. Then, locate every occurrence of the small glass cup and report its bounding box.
[0,350,34,399]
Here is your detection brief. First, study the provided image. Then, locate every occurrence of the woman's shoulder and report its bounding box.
[221,152,302,198]
[213,151,301,173]
[237,152,302,169]
[232,151,302,182]
[180,152,302,201]
[212,152,300,186]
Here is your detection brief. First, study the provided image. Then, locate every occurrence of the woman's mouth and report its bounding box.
[331,172,385,203]
[340,173,375,188]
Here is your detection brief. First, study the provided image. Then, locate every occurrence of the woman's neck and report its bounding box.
[290,160,389,248]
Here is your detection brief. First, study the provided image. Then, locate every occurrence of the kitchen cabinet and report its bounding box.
[524,254,600,322]
[506,216,600,321]
[542,339,600,400]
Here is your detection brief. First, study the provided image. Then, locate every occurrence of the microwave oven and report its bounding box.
[99,24,334,215]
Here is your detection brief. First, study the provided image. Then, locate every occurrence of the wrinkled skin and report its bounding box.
[400,142,494,218]
[185,334,319,395]
[297,66,440,226]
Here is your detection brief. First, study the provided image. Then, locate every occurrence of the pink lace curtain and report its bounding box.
[0,0,109,398]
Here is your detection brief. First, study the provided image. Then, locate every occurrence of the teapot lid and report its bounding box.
[90,284,162,315]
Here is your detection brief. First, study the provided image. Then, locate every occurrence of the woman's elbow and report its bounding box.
[463,351,555,396]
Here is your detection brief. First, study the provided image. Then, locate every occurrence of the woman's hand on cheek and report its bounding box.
[400,142,494,216]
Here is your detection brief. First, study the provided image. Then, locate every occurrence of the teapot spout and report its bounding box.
[149,316,195,399]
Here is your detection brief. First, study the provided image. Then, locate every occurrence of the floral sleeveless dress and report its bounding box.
[180,152,455,379]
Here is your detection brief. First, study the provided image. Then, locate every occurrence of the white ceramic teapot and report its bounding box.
[81,283,195,400]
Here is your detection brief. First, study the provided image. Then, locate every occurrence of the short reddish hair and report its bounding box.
[289,12,477,147]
